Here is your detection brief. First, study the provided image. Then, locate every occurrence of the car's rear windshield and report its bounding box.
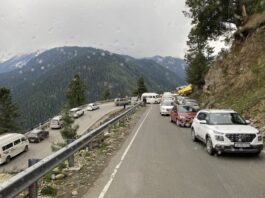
[178,106,196,113]
[162,101,174,106]
[209,113,246,125]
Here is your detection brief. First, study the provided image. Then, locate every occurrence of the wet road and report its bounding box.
[84,105,265,198]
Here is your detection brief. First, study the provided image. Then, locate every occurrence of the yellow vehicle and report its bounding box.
[178,84,192,95]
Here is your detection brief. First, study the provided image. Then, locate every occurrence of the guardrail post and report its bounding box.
[28,159,40,198]
[67,139,75,167]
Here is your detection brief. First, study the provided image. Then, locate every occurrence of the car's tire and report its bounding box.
[37,139,41,143]
[24,145,29,152]
[206,136,215,155]
[191,128,198,142]
[5,156,11,164]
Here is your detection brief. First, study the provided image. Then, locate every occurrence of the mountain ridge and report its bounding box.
[0,46,186,130]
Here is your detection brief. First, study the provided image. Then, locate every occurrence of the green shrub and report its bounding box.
[40,186,57,196]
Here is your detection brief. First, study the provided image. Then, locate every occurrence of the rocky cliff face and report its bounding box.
[202,13,265,130]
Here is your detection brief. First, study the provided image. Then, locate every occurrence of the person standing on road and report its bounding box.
[143,97,147,106]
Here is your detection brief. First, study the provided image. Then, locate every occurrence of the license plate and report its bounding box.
[234,143,250,148]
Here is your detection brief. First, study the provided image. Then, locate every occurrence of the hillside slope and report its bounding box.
[202,15,265,129]
[0,47,185,130]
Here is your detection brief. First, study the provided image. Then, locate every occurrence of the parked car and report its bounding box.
[183,99,200,111]
[0,133,29,164]
[191,109,263,156]
[114,98,130,106]
[176,96,188,105]
[160,100,174,115]
[26,129,49,143]
[50,115,63,129]
[130,96,139,105]
[161,92,175,102]
[170,105,197,127]
[86,103,100,111]
[70,107,84,118]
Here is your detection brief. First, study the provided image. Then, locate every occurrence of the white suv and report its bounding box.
[70,107,84,118]
[191,109,263,156]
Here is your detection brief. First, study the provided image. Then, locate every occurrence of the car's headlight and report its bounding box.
[215,135,224,141]
[213,130,224,135]
[213,131,224,141]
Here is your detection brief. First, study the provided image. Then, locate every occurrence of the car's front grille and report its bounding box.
[225,134,256,142]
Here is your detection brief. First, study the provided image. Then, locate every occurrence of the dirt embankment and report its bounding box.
[202,12,265,131]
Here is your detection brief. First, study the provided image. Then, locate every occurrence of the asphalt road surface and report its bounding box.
[0,102,122,172]
[84,105,265,198]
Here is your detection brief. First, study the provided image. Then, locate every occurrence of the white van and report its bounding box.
[0,133,29,164]
[50,116,63,129]
[141,93,160,104]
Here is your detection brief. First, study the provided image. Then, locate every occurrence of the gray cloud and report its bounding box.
[0,0,191,61]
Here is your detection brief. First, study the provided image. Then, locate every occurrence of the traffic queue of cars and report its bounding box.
[0,102,101,165]
[159,92,263,156]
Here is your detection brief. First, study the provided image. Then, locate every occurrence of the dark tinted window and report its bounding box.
[2,143,13,151]
[21,137,27,142]
[14,139,21,145]
[197,112,207,120]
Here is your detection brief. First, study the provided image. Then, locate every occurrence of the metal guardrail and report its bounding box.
[0,104,138,198]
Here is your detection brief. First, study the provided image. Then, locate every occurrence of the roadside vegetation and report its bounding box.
[0,87,19,134]
[133,77,148,97]
[184,0,265,129]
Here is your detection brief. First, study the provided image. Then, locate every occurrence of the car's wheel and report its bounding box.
[37,138,41,143]
[191,128,198,142]
[5,156,11,164]
[24,145,29,152]
[206,136,214,155]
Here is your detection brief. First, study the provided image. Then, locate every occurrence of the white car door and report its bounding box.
[195,112,207,139]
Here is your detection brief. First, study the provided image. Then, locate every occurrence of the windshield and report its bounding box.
[178,106,196,113]
[0,0,264,197]
[209,113,247,125]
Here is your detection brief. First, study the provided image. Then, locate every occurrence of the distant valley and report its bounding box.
[0,46,186,130]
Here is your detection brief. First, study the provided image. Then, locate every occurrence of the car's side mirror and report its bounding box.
[199,120,207,124]
[245,120,250,125]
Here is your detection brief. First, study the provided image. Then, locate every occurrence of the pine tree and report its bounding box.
[134,77,148,97]
[60,105,79,141]
[65,74,87,108]
[102,89,111,100]
[0,87,19,134]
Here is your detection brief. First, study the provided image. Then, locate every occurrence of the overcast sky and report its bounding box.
[0,0,192,61]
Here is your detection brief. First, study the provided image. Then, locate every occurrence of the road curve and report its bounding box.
[0,102,122,172]
[84,105,265,198]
